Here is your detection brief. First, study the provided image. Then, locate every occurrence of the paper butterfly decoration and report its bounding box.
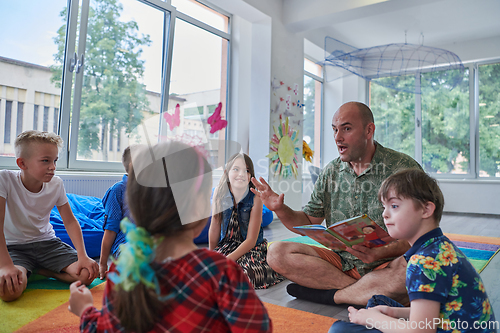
[297,100,305,108]
[208,102,228,134]
[164,103,181,130]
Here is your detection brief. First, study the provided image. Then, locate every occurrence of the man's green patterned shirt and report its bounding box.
[303,142,422,276]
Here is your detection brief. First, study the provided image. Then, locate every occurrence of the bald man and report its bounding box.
[251,102,421,306]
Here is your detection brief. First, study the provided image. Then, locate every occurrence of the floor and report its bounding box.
[251,212,500,322]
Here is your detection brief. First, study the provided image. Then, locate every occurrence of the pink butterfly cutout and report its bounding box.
[208,102,228,134]
[164,103,181,130]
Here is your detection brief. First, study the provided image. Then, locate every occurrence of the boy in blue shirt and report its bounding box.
[98,146,132,280]
[330,169,497,333]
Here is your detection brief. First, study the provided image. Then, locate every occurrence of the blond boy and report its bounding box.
[0,130,98,302]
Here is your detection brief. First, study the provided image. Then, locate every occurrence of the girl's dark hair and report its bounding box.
[213,153,255,223]
[113,141,212,333]
[378,168,444,223]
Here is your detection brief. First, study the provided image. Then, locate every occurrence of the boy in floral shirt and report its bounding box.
[329,169,496,333]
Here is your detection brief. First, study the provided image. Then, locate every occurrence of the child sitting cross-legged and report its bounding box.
[68,141,272,333]
[329,168,497,333]
[0,130,99,302]
[209,153,285,289]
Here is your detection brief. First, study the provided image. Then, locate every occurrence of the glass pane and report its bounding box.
[304,58,323,78]
[370,75,416,158]
[303,75,322,172]
[166,18,229,168]
[0,0,65,156]
[421,69,470,174]
[479,63,500,177]
[171,0,229,33]
[73,0,165,162]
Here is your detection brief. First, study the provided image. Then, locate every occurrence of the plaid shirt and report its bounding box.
[80,249,271,332]
[303,142,421,276]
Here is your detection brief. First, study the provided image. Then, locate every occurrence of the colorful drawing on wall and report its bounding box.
[267,115,301,179]
[285,95,291,110]
[164,103,181,130]
[271,77,284,91]
[207,102,228,134]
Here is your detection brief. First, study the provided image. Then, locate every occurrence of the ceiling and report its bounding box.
[283,0,500,52]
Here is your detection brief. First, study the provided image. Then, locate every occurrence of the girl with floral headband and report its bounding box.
[68,141,272,333]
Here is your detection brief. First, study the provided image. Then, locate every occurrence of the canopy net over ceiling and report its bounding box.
[321,37,465,93]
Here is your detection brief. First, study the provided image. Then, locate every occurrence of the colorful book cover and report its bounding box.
[293,214,395,251]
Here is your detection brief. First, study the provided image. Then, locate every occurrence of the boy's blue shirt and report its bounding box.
[102,174,131,256]
[404,227,496,332]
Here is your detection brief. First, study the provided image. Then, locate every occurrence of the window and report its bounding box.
[43,106,49,132]
[0,0,230,171]
[370,61,500,179]
[478,63,500,177]
[4,101,12,144]
[16,102,24,136]
[53,108,59,133]
[303,58,323,171]
[33,106,39,131]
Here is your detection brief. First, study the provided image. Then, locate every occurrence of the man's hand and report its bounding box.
[0,265,22,297]
[99,263,108,280]
[345,244,383,264]
[250,177,284,212]
[77,256,99,281]
[68,281,94,317]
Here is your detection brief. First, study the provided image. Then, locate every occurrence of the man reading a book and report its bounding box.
[251,101,422,306]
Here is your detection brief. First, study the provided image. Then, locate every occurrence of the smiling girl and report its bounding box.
[209,153,285,289]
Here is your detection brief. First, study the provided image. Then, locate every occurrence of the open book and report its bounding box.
[293,214,395,251]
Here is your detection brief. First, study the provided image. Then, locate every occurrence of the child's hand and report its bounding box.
[77,256,99,281]
[0,265,23,296]
[68,281,94,317]
[348,306,379,326]
[99,263,108,280]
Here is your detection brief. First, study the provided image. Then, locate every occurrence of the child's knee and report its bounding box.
[1,282,26,302]
[77,268,93,285]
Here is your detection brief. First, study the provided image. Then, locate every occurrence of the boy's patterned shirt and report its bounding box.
[80,248,272,333]
[303,142,421,275]
[404,228,497,332]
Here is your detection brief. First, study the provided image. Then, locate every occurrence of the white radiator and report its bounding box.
[58,174,123,198]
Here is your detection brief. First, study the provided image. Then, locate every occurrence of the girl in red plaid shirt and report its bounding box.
[68,141,272,333]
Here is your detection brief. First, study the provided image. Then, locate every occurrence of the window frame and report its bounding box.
[303,55,324,170]
[0,0,231,172]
